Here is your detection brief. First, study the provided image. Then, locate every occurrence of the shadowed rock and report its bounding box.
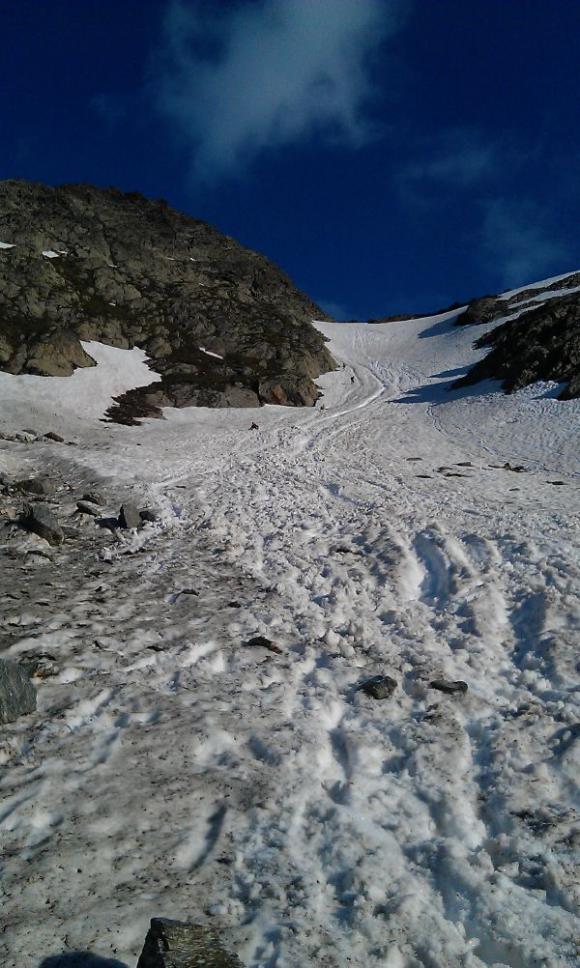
[136,918,244,968]
[359,674,398,699]
[0,658,36,723]
[20,503,64,545]
[15,476,56,496]
[77,500,102,516]
[119,503,141,529]
[430,679,468,695]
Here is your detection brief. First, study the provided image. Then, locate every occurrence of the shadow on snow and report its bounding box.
[390,368,499,406]
[38,954,129,968]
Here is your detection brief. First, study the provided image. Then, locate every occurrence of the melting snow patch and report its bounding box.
[42,250,61,259]
[0,340,160,429]
[0,241,15,249]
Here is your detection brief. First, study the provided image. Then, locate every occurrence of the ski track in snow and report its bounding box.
[1,311,580,967]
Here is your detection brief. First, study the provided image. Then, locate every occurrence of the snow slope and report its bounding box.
[0,341,160,429]
[1,307,579,968]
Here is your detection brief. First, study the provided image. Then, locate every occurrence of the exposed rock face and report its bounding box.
[0,659,37,724]
[0,180,335,421]
[137,918,244,968]
[454,273,580,399]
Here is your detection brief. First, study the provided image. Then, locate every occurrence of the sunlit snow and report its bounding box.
[1,293,579,967]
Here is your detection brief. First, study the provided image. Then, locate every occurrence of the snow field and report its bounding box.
[1,305,579,966]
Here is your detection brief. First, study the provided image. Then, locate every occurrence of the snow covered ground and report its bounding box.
[1,307,579,967]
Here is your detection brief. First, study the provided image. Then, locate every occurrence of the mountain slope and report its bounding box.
[453,271,580,398]
[0,180,335,420]
[1,288,579,967]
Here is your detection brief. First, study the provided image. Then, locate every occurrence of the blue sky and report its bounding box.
[1,0,579,318]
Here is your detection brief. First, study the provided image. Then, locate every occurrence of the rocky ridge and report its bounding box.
[453,271,580,398]
[0,180,335,421]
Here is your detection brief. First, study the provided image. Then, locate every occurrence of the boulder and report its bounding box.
[20,503,64,545]
[139,507,159,523]
[243,635,283,655]
[119,502,141,529]
[43,431,65,442]
[359,675,398,699]
[76,500,102,516]
[0,659,37,724]
[136,918,244,968]
[15,477,56,496]
[82,490,106,506]
[430,679,468,695]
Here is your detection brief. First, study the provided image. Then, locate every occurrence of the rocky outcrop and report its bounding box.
[0,659,37,724]
[454,272,580,327]
[0,180,335,421]
[137,918,244,967]
[454,276,580,399]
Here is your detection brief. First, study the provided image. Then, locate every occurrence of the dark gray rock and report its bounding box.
[43,431,65,442]
[20,503,64,545]
[430,679,468,695]
[0,659,37,723]
[454,295,503,326]
[82,490,106,506]
[137,918,244,968]
[119,502,141,529]
[243,635,283,654]
[76,500,102,516]
[15,476,56,496]
[139,507,160,523]
[359,674,398,699]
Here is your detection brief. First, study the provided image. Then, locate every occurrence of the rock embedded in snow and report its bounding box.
[19,503,64,545]
[15,476,56,496]
[76,500,102,517]
[82,491,106,506]
[0,659,37,724]
[430,679,468,695]
[119,502,141,529]
[243,634,283,655]
[139,507,160,523]
[43,431,65,442]
[136,917,244,968]
[19,653,59,679]
[359,674,398,699]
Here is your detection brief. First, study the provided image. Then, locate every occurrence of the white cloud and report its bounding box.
[400,129,498,190]
[155,0,407,179]
[482,200,568,288]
